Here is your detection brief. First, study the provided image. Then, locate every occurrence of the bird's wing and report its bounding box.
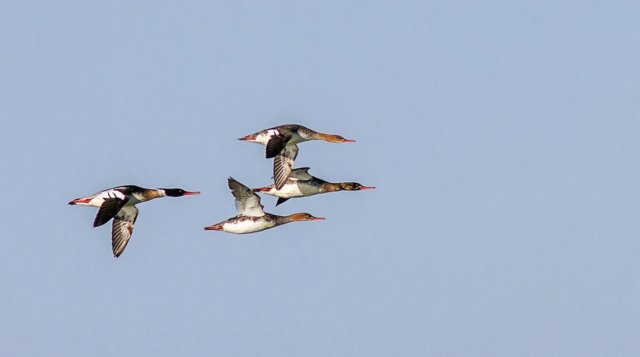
[275,197,290,206]
[228,177,265,217]
[288,167,312,181]
[273,144,299,190]
[111,205,139,258]
[265,131,291,159]
[93,197,129,227]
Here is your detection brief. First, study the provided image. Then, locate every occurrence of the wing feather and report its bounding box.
[93,197,129,227]
[275,197,290,206]
[288,167,312,181]
[228,177,265,217]
[273,144,299,190]
[265,132,290,159]
[111,206,138,258]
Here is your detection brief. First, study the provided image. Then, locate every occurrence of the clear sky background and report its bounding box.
[1,1,638,356]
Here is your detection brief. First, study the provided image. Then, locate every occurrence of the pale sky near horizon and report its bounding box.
[1,1,639,356]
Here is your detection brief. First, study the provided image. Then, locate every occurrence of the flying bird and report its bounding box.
[69,185,200,257]
[238,124,355,190]
[204,177,324,234]
[253,167,375,206]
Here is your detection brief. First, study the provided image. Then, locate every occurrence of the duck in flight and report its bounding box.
[238,124,355,190]
[253,167,375,206]
[204,177,324,234]
[69,185,199,257]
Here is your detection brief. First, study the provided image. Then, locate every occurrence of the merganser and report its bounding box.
[253,167,375,206]
[69,185,200,257]
[204,177,324,234]
[238,124,355,190]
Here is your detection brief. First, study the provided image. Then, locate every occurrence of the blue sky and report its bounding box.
[1,1,639,356]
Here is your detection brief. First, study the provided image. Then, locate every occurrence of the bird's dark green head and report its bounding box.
[162,188,200,197]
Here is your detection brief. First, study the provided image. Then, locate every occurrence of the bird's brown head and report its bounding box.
[318,133,356,143]
[289,213,325,221]
[339,182,376,191]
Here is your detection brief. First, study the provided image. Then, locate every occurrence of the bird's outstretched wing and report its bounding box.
[273,144,299,190]
[288,167,312,181]
[93,197,129,227]
[111,205,139,258]
[265,131,291,159]
[228,177,265,217]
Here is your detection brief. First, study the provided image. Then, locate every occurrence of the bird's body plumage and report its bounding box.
[253,167,375,206]
[204,177,324,233]
[239,124,354,189]
[69,185,199,257]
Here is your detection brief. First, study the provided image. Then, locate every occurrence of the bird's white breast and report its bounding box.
[223,219,275,234]
[268,183,304,198]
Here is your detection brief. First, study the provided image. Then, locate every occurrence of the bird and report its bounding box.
[69,185,200,257]
[238,124,355,190]
[253,167,375,206]
[204,177,324,234]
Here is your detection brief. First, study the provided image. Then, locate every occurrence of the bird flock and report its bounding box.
[69,124,375,258]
